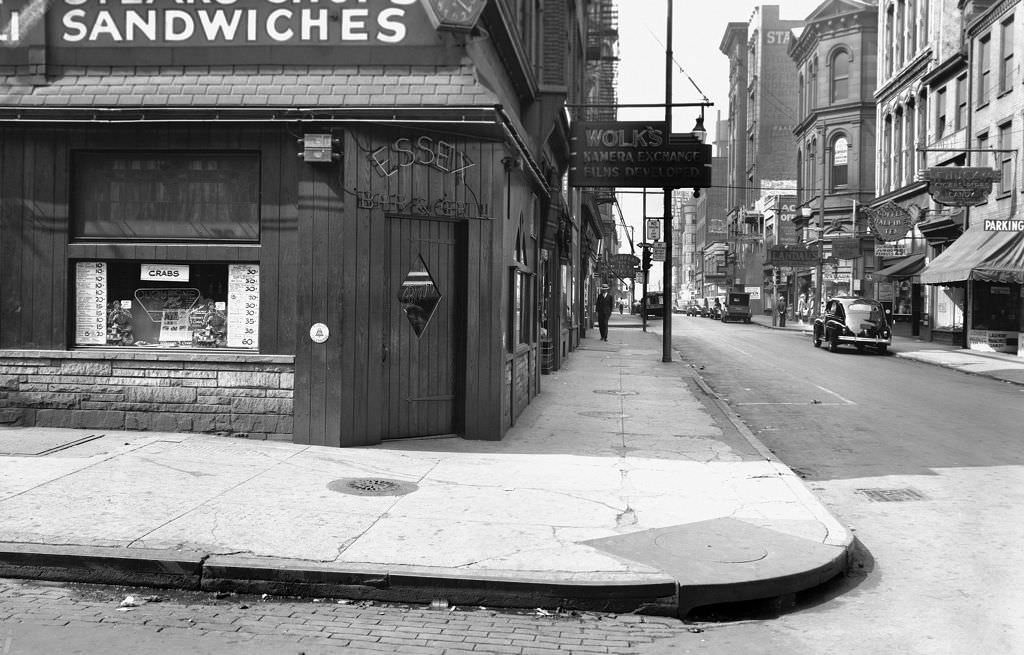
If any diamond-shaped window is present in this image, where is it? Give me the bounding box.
[397,255,442,336]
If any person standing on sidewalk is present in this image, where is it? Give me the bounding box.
[595,285,614,341]
[776,295,788,327]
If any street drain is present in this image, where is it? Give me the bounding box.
[328,477,418,497]
[593,390,638,396]
[857,487,927,502]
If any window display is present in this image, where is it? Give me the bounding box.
[73,262,259,350]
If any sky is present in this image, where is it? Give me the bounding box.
[613,1,826,286]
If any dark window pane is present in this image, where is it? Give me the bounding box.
[72,152,260,241]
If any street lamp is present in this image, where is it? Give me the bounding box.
[691,114,707,144]
[801,206,824,319]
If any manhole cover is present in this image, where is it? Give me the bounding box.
[578,411,631,419]
[593,390,639,396]
[328,477,418,497]
[857,487,927,502]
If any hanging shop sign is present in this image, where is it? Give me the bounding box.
[608,253,640,278]
[766,244,819,267]
[568,121,712,189]
[983,219,1024,231]
[874,244,907,257]
[831,238,861,260]
[0,0,451,67]
[922,167,1002,206]
[865,202,913,241]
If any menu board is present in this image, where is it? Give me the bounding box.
[227,264,259,349]
[75,262,107,345]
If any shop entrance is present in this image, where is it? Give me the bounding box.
[382,215,464,439]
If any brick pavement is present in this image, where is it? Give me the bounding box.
[0,578,698,654]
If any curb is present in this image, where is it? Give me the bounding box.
[0,543,680,615]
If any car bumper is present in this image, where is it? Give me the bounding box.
[837,335,891,346]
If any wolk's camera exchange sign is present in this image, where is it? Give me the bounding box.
[569,121,712,189]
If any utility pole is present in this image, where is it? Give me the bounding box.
[815,123,825,318]
[661,0,673,362]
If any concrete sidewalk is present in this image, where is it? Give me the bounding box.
[0,318,851,617]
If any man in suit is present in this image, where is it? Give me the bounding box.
[595,284,614,341]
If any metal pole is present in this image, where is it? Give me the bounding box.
[662,0,673,362]
[816,124,825,318]
[642,191,648,333]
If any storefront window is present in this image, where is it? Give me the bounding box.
[72,152,259,241]
[934,285,965,331]
[74,262,259,350]
[972,283,1020,331]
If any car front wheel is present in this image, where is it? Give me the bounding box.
[828,334,841,353]
[812,327,821,347]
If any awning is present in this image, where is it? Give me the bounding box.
[919,227,1024,285]
[873,253,926,279]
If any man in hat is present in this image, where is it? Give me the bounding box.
[595,284,614,341]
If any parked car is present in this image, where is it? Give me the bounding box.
[684,301,702,316]
[640,292,664,318]
[812,296,892,353]
[721,292,752,323]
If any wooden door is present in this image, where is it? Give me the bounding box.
[382,216,462,439]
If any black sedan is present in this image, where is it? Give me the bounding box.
[812,296,892,354]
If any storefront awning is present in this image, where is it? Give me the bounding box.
[919,227,1024,285]
[873,253,926,279]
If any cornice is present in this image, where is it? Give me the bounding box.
[967,0,1022,37]
[873,49,931,103]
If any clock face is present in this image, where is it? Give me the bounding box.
[433,0,478,22]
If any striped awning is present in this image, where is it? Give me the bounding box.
[919,228,1024,285]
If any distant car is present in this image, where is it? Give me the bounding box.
[812,296,892,353]
[721,292,752,323]
[684,301,702,316]
[640,292,664,318]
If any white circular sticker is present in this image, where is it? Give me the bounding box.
[309,323,330,344]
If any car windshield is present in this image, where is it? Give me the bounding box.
[845,301,886,325]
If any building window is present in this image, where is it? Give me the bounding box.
[831,50,849,103]
[814,58,820,107]
[934,86,947,139]
[978,34,991,105]
[907,0,917,55]
[831,135,849,189]
[883,116,893,191]
[977,131,990,201]
[895,0,905,67]
[1000,18,1014,94]
[954,75,967,130]
[885,6,894,77]
[798,73,805,117]
[894,108,904,185]
[72,152,260,241]
[74,261,259,350]
[998,122,1013,195]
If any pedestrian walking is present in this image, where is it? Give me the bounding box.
[776,295,788,327]
[595,285,614,341]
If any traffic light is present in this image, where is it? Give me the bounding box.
[642,248,652,271]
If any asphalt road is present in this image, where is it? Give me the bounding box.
[636,315,1024,655]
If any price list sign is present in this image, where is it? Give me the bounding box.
[227,264,259,349]
[75,262,107,345]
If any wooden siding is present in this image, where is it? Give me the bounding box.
[292,125,509,446]
[0,124,298,355]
